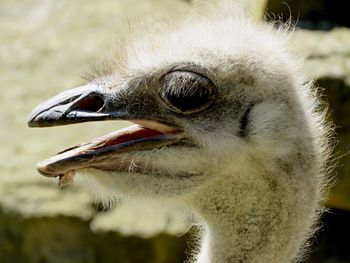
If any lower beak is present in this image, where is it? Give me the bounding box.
[27,83,185,179]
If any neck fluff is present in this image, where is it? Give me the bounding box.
[190,165,321,263]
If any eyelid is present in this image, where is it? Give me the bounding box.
[167,64,217,87]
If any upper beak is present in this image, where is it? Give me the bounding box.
[28,83,127,127]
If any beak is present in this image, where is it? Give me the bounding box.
[27,82,185,180]
[28,83,126,127]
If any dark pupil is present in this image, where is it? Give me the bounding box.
[162,71,212,113]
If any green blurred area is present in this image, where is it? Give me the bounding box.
[1,0,350,262]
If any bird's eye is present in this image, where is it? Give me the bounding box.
[159,71,217,114]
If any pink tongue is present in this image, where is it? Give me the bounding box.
[101,125,163,148]
[89,120,179,150]
[53,125,164,155]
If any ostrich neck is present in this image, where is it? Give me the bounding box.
[192,169,317,263]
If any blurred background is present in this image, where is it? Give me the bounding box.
[1,0,349,262]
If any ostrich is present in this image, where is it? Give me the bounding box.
[28,2,332,263]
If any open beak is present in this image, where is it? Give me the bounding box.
[28,83,185,184]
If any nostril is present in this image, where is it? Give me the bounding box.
[72,93,105,113]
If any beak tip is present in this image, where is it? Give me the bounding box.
[28,121,38,128]
[27,100,47,127]
[27,108,43,127]
[27,113,37,127]
[27,105,67,128]
[36,160,59,177]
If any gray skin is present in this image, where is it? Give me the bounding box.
[28,8,331,263]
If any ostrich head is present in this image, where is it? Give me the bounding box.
[28,4,331,263]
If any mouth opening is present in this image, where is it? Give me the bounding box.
[36,120,186,185]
